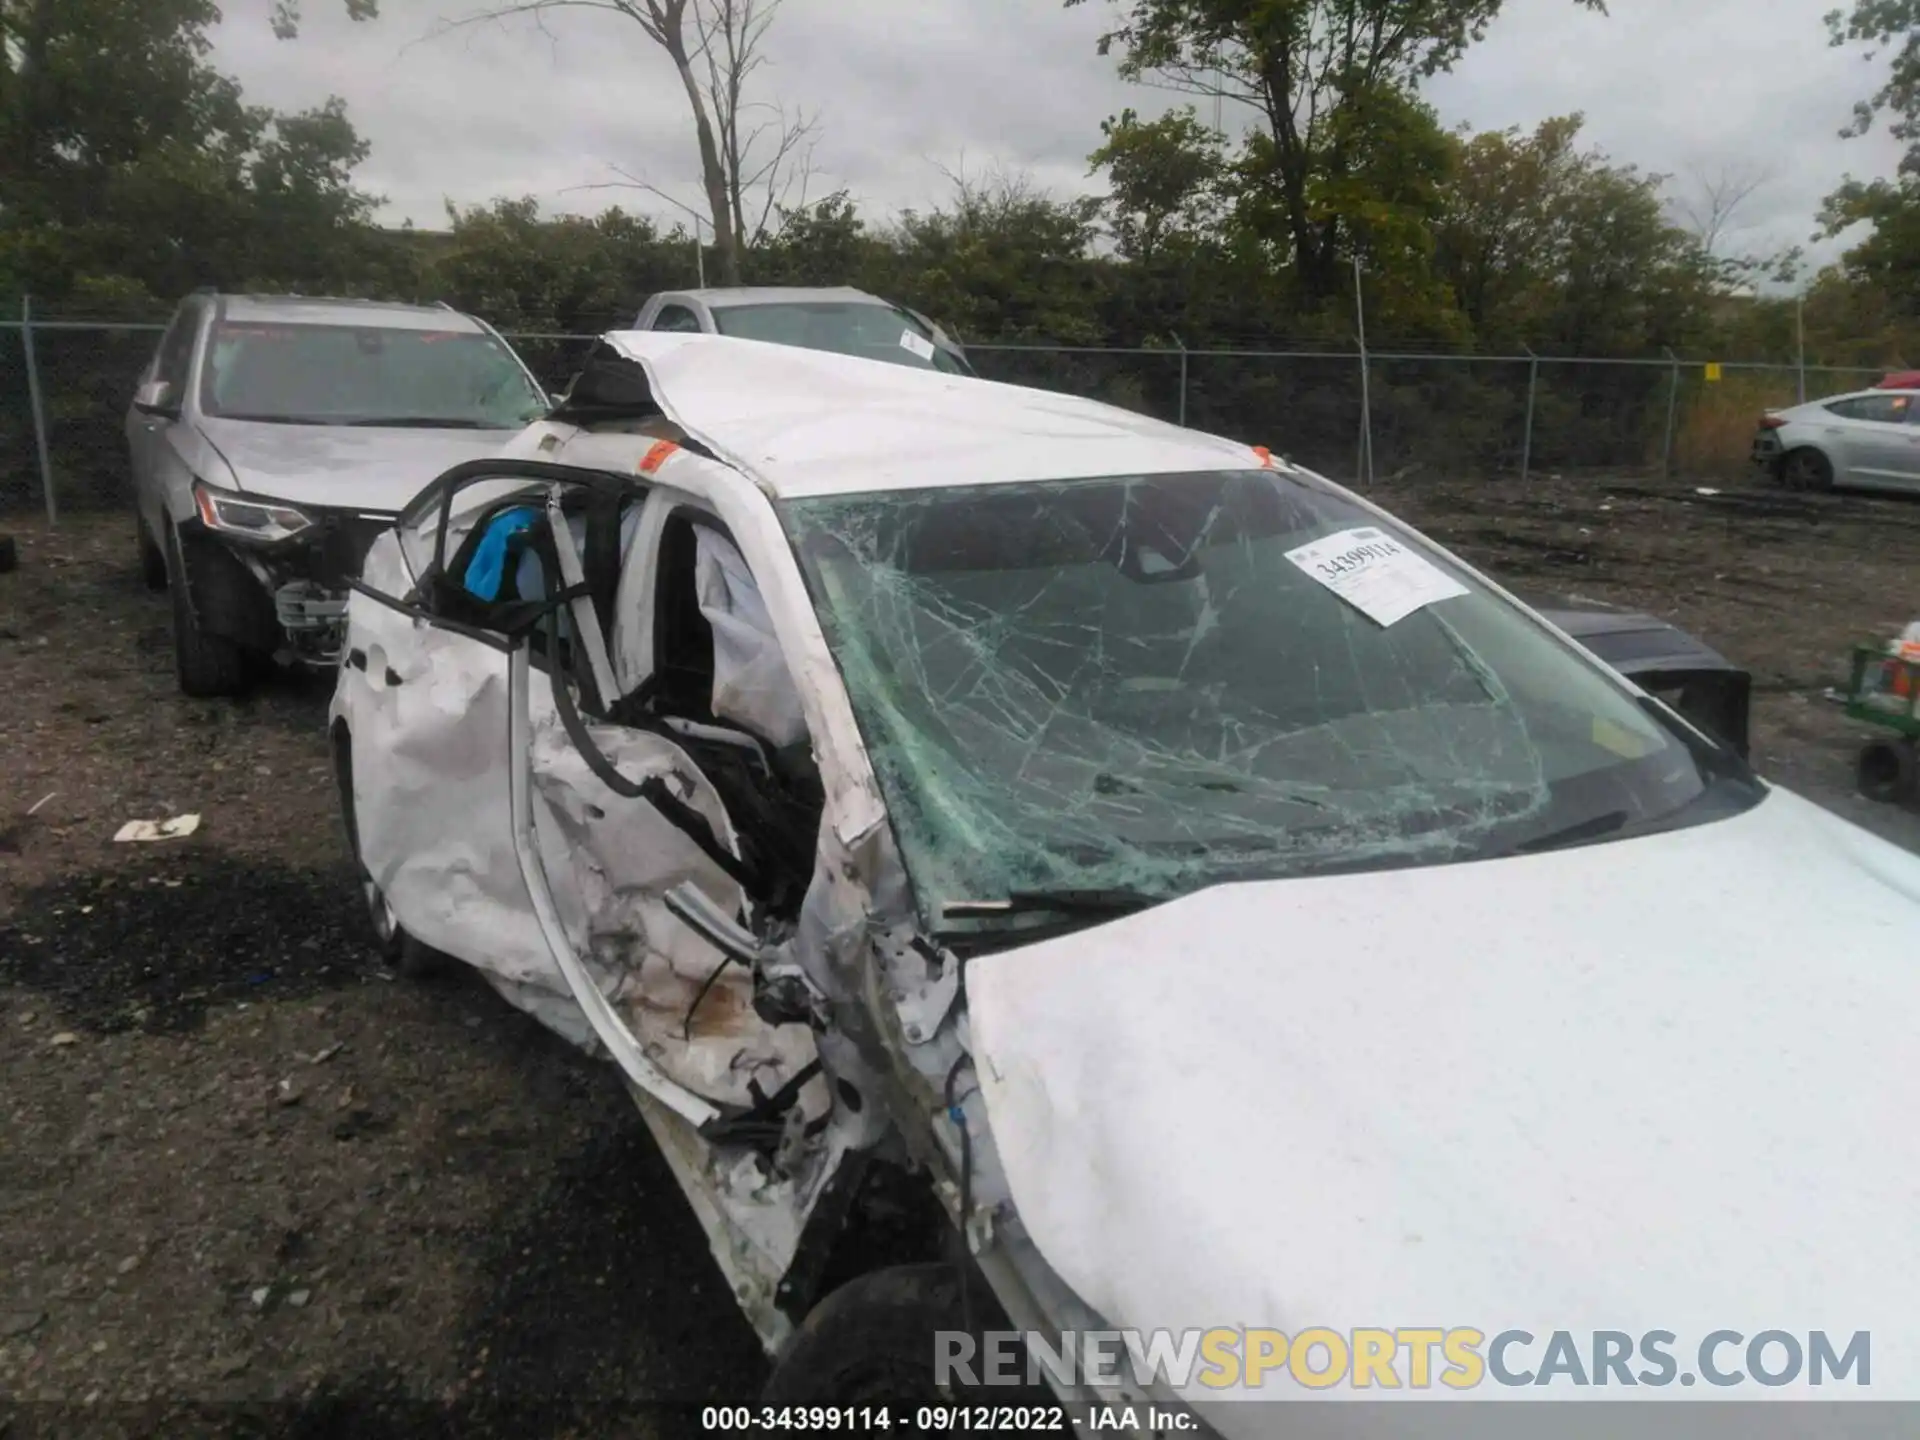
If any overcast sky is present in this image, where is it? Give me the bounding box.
[211,0,1904,275]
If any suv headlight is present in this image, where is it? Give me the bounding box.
[193,480,313,544]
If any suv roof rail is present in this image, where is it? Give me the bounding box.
[433,299,457,310]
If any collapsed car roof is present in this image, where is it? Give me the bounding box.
[561,330,1259,496]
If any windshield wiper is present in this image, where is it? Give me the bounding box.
[1504,809,1630,855]
[342,417,501,429]
[942,887,1162,921]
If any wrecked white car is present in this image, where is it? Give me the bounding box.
[330,333,1920,1433]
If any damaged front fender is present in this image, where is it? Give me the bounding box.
[174,523,281,653]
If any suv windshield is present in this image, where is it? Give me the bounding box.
[710,302,970,375]
[783,469,1760,931]
[199,321,548,427]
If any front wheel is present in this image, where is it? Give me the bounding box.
[762,1265,1057,1413]
[167,529,249,697]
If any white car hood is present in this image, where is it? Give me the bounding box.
[967,786,1920,1399]
[197,417,513,512]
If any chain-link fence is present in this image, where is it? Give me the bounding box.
[0,303,1900,520]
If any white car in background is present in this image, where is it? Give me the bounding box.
[633,285,974,375]
[1752,371,1920,492]
[330,331,1920,1432]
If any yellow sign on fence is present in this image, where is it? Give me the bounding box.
[1705,362,1724,382]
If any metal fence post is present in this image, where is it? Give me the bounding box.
[1661,346,1680,480]
[1353,256,1373,486]
[21,295,57,525]
[1174,333,1188,428]
[1795,296,1807,405]
[1520,346,1538,483]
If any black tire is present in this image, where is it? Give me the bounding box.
[0,533,17,575]
[1781,448,1834,492]
[1857,738,1918,804]
[167,528,249,697]
[333,726,446,979]
[137,513,167,590]
[762,1264,1056,1413]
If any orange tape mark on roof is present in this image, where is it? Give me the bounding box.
[638,439,682,475]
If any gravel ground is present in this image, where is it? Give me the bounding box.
[6,469,1920,1433]
[0,516,764,1437]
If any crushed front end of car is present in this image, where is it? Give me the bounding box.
[185,479,397,665]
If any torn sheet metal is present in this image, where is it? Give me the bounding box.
[338,532,819,1114]
[966,787,1920,1402]
[528,709,822,1112]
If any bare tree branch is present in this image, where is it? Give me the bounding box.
[689,0,816,252]
[1671,160,1777,256]
[433,0,812,282]
[563,165,710,228]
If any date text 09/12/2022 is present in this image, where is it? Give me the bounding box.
[699,1404,1171,1432]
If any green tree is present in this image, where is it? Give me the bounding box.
[1819,3,1920,315]
[1819,174,1920,315]
[870,169,1107,345]
[270,0,381,38]
[743,191,884,286]
[434,197,689,332]
[1070,0,1606,303]
[0,0,385,302]
[1432,114,1713,352]
[1088,107,1226,264]
[1827,0,1920,167]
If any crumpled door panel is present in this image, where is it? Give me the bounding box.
[528,714,821,1111]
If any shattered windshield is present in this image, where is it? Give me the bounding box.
[782,469,1759,933]
[200,322,548,428]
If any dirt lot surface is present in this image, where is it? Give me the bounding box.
[5,468,1920,1434]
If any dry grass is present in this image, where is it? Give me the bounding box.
[1675,372,1807,476]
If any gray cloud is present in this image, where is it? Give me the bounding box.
[212,0,1903,272]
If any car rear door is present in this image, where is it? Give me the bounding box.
[1832,392,1917,488]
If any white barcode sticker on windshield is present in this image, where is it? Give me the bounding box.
[899,328,937,362]
[1285,526,1468,627]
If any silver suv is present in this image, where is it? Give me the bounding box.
[127,292,548,695]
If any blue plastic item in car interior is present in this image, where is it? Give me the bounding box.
[463,506,540,600]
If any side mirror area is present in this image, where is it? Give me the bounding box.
[132,380,180,418]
